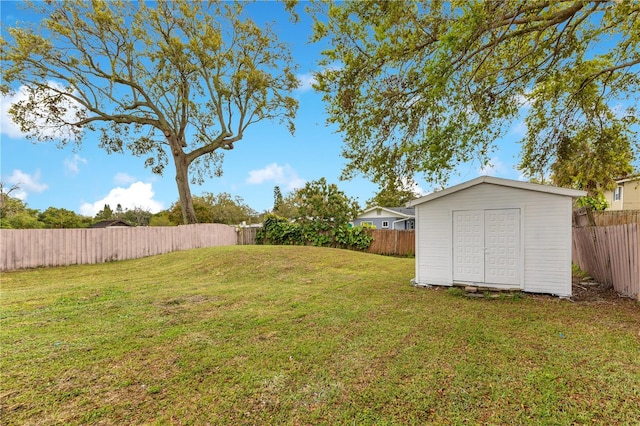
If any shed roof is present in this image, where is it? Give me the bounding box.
[407,176,587,207]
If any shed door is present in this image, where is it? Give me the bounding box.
[453,211,484,282]
[453,209,520,286]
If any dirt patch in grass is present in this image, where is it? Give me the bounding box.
[571,279,636,305]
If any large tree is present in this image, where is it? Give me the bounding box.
[293,177,360,228]
[1,0,299,224]
[311,0,639,189]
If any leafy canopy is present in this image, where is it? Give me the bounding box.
[168,192,256,225]
[1,0,299,224]
[366,176,419,208]
[293,177,360,229]
[311,0,639,190]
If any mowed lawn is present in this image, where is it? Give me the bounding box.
[1,246,639,425]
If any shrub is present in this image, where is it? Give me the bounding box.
[257,214,373,251]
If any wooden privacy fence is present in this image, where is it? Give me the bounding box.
[366,229,415,256]
[235,226,415,256]
[237,226,260,245]
[0,224,237,271]
[572,223,640,301]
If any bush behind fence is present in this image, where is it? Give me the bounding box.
[0,224,237,271]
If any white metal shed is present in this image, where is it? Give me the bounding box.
[407,176,586,297]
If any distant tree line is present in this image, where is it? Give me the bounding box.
[0,176,418,229]
[0,187,262,229]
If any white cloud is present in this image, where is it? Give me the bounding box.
[64,154,88,176]
[0,82,86,140]
[297,65,343,93]
[478,157,506,176]
[296,72,317,93]
[5,169,49,200]
[114,172,137,185]
[509,120,528,137]
[246,163,305,190]
[400,177,427,197]
[79,181,164,216]
[0,89,26,139]
[515,91,533,109]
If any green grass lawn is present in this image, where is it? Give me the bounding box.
[1,245,639,425]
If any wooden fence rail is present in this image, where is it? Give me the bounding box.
[572,223,640,301]
[0,224,237,271]
[593,210,640,226]
[574,208,640,227]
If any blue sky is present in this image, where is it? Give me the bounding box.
[0,1,527,217]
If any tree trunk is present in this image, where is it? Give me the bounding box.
[174,154,198,224]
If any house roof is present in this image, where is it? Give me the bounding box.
[407,176,587,207]
[615,175,640,184]
[89,220,132,228]
[359,206,415,218]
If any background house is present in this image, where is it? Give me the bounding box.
[352,206,415,230]
[88,220,132,228]
[408,176,586,297]
[604,176,640,211]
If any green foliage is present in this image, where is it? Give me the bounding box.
[119,207,152,227]
[0,192,91,229]
[0,211,45,229]
[366,176,419,208]
[536,126,635,197]
[446,287,465,298]
[148,211,176,227]
[331,224,374,251]
[293,178,360,228]
[1,0,299,224]
[168,192,256,225]
[311,1,639,189]
[576,194,609,211]
[273,191,299,219]
[273,186,283,214]
[571,263,590,281]
[38,207,88,228]
[94,204,114,221]
[93,204,153,226]
[257,213,373,251]
[0,194,33,228]
[256,179,370,250]
[256,214,303,246]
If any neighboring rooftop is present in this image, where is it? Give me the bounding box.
[88,220,132,228]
